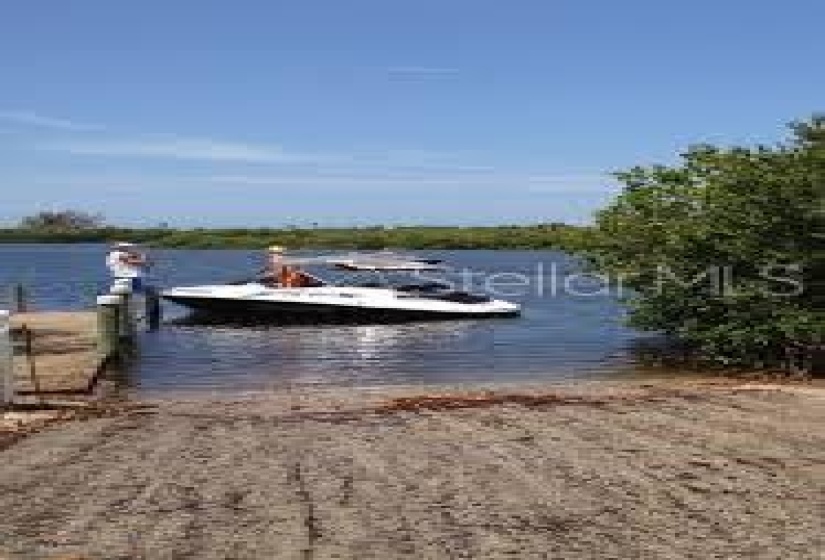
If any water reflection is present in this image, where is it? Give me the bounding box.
[133,319,488,392]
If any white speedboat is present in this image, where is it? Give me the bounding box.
[162,252,521,322]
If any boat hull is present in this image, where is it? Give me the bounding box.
[163,294,519,323]
[162,283,520,324]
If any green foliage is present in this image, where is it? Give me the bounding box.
[19,210,105,230]
[0,224,595,252]
[589,115,825,366]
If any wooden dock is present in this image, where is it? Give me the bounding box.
[11,312,102,393]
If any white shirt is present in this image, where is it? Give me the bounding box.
[106,250,145,278]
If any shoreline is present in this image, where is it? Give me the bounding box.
[5,373,822,448]
[114,366,823,404]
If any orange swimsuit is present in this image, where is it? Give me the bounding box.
[279,266,307,287]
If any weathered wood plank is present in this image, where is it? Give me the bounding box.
[11,312,101,393]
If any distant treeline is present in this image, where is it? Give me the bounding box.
[0,224,596,251]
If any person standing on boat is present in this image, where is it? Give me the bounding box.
[106,242,149,292]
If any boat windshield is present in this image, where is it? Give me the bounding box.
[305,266,448,290]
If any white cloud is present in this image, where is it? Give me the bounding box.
[9,108,490,171]
[0,110,102,131]
[20,171,613,195]
[15,110,611,193]
[206,172,612,193]
[523,174,616,192]
[45,136,318,164]
[362,149,495,171]
[44,134,495,170]
[387,66,460,78]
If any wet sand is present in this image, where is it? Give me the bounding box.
[0,379,823,559]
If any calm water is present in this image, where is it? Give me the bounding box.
[0,244,647,395]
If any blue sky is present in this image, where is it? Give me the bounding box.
[0,0,822,227]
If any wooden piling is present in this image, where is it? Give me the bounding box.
[110,280,134,342]
[13,283,27,313]
[96,295,121,360]
[145,288,161,331]
[21,326,41,396]
[120,293,132,340]
[0,310,12,404]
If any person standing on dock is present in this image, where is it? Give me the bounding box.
[106,242,149,292]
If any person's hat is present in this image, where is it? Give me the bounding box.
[267,245,286,253]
